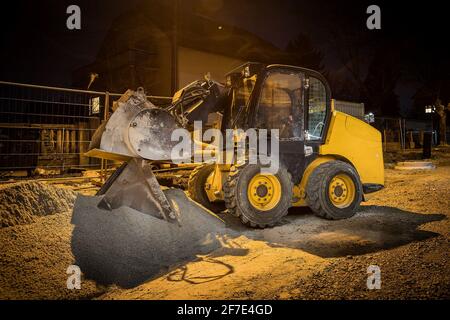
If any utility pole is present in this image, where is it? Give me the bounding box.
[171,0,179,94]
[424,105,435,158]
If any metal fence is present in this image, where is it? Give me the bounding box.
[373,117,439,151]
[333,99,365,120]
[0,81,171,177]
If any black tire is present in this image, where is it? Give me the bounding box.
[96,162,128,196]
[188,163,225,213]
[306,160,362,220]
[224,163,293,228]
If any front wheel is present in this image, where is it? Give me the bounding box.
[188,163,225,213]
[224,163,293,228]
[306,160,362,220]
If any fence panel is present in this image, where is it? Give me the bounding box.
[0,81,171,177]
[374,117,437,151]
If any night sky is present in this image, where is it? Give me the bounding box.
[1,0,449,116]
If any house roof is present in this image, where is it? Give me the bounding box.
[95,0,290,63]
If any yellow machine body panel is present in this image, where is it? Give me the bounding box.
[293,111,384,207]
[320,111,384,185]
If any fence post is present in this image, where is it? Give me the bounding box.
[62,128,65,172]
[104,92,110,122]
[79,122,88,167]
[101,92,110,182]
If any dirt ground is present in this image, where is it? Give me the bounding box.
[102,167,450,300]
[0,150,449,300]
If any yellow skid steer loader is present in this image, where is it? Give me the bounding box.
[85,63,384,229]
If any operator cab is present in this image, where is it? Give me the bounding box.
[224,62,332,182]
[224,62,331,145]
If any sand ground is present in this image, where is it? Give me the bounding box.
[0,151,449,300]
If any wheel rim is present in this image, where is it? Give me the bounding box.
[247,174,282,211]
[328,173,356,208]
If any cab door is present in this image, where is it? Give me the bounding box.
[254,68,306,182]
[305,76,329,144]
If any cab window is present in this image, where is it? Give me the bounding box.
[257,71,303,139]
[307,77,327,141]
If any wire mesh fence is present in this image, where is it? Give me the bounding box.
[0,81,171,178]
[3,80,442,178]
[373,117,435,152]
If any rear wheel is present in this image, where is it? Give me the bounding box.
[306,160,362,220]
[188,163,225,213]
[224,164,293,228]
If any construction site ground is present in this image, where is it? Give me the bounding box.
[0,148,449,300]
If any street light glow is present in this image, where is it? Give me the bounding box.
[425,105,435,114]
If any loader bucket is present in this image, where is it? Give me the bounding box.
[89,88,187,162]
[84,88,196,224]
[97,158,178,222]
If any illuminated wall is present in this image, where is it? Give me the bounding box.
[177,47,243,87]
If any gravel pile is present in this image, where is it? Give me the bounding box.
[71,189,227,288]
[0,182,76,228]
[0,211,103,300]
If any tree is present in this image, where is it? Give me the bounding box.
[286,32,324,71]
[435,100,449,145]
[362,46,401,116]
[327,26,401,116]
[405,33,450,118]
[326,71,360,102]
[328,28,373,102]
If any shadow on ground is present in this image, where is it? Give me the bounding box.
[222,205,445,258]
[71,190,445,288]
[71,189,244,288]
